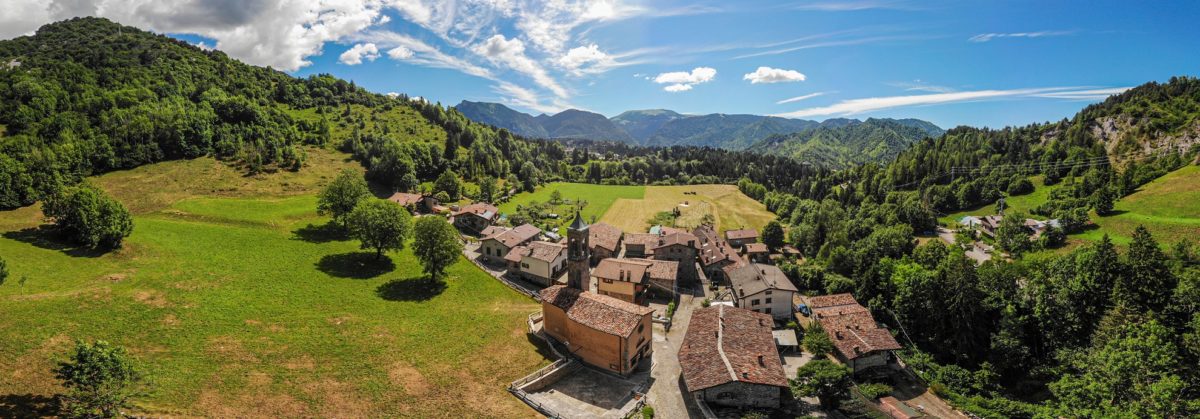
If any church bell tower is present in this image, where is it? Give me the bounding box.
[566,212,590,290]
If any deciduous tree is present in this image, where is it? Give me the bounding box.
[54,340,143,418]
[347,200,412,259]
[318,169,369,229]
[791,359,852,408]
[43,183,134,249]
[412,216,463,279]
[761,221,785,249]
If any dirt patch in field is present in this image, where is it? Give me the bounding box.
[132,290,171,308]
[4,334,71,396]
[388,362,430,396]
[284,355,315,371]
[194,388,308,418]
[204,336,259,364]
[161,314,181,327]
[326,315,353,326]
[300,379,375,418]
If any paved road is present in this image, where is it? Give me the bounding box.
[645,292,706,418]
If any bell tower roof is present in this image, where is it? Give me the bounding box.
[569,211,589,231]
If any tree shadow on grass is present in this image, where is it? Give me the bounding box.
[375,276,447,302]
[0,393,59,418]
[1,226,109,258]
[317,252,395,279]
[292,221,349,243]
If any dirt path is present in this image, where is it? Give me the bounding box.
[645,293,706,418]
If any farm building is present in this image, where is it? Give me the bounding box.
[725,228,759,247]
[452,202,499,233]
[679,305,788,409]
[808,293,902,373]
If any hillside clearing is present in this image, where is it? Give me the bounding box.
[1078,164,1200,246]
[600,184,775,234]
[0,156,545,418]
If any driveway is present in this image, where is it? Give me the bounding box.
[936,227,992,264]
[645,292,706,418]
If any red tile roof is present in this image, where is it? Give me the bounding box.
[453,202,498,220]
[527,241,565,263]
[651,232,698,250]
[679,305,788,392]
[811,294,902,360]
[588,222,623,252]
[725,229,758,241]
[627,258,679,282]
[540,286,654,337]
[624,233,662,248]
[387,192,422,206]
[594,258,652,283]
[484,223,541,248]
[743,243,769,254]
[504,245,528,263]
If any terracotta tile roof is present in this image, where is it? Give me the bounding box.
[484,223,541,248]
[387,192,422,206]
[808,293,859,309]
[504,245,528,263]
[744,243,769,254]
[540,286,654,337]
[453,202,499,220]
[811,294,902,360]
[624,233,662,248]
[527,241,565,263]
[679,305,788,392]
[588,222,623,252]
[594,258,652,283]
[781,245,802,255]
[480,225,507,238]
[725,229,759,241]
[730,264,797,298]
[651,232,698,250]
[627,258,679,282]
[693,225,746,268]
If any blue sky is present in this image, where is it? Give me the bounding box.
[5,0,1198,128]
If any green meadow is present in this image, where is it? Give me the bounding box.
[497,182,646,234]
[1079,165,1200,246]
[0,153,546,417]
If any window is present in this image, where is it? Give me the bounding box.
[603,278,613,284]
[638,323,644,333]
[765,290,772,295]
[485,248,491,256]
[765,308,771,314]
[766,298,772,304]
[751,299,760,306]
[521,263,529,268]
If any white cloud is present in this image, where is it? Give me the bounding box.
[653,67,716,92]
[472,34,568,98]
[339,43,380,65]
[743,66,806,84]
[774,86,1126,118]
[792,1,911,11]
[493,81,572,114]
[0,0,389,72]
[386,45,414,60]
[557,43,612,74]
[356,29,494,79]
[776,92,826,104]
[969,30,1072,43]
[386,92,401,97]
[1031,87,1131,100]
[889,80,954,93]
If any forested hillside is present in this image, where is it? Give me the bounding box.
[0,18,822,211]
[747,118,943,168]
[735,76,1200,418]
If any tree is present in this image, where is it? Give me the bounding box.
[549,189,563,205]
[412,216,463,279]
[1093,186,1115,216]
[1115,226,1175,312]
[318,169,369,229]
[346,200,413,259]
[761,221,785,249]
[791,359,852,408]
[478,176,497,203]
[433,169,462,200]
[994,213,1031,255]
[803,322,834,357]
[43,183,134,249]
[54,340,143,418]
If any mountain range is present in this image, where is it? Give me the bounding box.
[455,101,945,166]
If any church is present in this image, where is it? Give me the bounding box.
[538,213,655,376]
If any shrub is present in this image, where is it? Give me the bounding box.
[43,183,134,249]
[857,383,894,399]
[54,340,143,418]
[640,405,654,419]
[803,323,834,357]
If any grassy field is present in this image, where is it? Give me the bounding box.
[497,182,645,234]
[1078,165,1200,246]
[600,184,776,234]
[0,152,545,417]
[938,176,1058,226]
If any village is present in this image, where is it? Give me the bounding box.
[391,191,962,419]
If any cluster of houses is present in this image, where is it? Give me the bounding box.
[441,200,904,414]
[958,214,1062,240]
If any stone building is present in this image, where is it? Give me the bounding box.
[679,305,788,409]
[809,293,902,373]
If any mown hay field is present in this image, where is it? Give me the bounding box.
[599,184,776,234]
